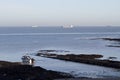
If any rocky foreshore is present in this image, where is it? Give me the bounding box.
[0,61,72,80]
[101,38,120,42]
[100,38,120,47]
[36,51,120,69]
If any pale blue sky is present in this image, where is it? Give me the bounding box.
[0,0,120,26]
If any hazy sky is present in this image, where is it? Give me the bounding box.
[0,0,120,26]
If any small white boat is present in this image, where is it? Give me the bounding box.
[62,25,74,28]
[32,25,38,27]
[21,56,35,65]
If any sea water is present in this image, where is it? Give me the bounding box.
[0,26,120,78]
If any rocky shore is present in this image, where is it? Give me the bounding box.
[0,61,72,80]
[36,51,120,69]
[101,38,120,47]
[0,61,120,80]
[102,38,120,42]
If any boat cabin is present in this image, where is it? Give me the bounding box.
[21,56,34,65]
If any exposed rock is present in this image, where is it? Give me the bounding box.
[107,45,120,47]
[57,54,103,59]
[102,38,120,42]
[36,52,120,69]
[0,61,72,80]
[101,38,120,48]
[0,61,21,68]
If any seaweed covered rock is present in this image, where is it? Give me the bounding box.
[0,61,72,80]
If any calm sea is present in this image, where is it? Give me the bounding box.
[0,26,120,61]
[0,26,120,78]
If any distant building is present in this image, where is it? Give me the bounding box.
[21,56,34,65]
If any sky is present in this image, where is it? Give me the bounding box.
[0,0,120,26]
